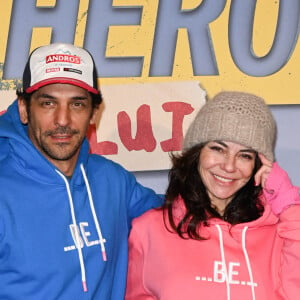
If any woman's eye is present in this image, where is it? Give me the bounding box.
[210,146,224,153]
[240,153,254,160]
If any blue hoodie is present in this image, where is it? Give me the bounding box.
[0,100,162,299]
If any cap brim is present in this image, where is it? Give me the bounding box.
[25,78,100,95]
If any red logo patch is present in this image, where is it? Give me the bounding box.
[46,54,80,64]
[46,67,60,73]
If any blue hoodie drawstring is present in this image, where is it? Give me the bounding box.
[80,164,107,262]
[56,165,107,293]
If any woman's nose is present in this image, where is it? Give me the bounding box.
[221,155,236,172]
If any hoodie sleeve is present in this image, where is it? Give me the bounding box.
[263,162,300,215]
[126,170,164,223]
[276,205,300,300]
[264,164,300,299]
[125,220,155,300]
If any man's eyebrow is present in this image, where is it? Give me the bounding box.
[36,93,55,99]
[71,96,89,100]
[35,94,89,100]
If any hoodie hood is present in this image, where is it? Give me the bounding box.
[0,101,162,299]
[0,99,90,185]
[0,99,108,292]
[170,195,278,236]
[169,197,278,300]
[127,196,285,300]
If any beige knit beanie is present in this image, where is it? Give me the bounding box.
[183,91,277,161]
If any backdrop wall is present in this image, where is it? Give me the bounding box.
[0,1,299,193]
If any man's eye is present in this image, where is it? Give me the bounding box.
[73,102,85,107]
[42,101,53,106]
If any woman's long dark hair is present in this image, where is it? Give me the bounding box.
[163,143,264,240]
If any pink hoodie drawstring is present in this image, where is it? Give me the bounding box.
[215,224,256,300]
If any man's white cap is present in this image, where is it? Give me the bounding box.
[22,43,100,95]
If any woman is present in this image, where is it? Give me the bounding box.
[125,91,300,300]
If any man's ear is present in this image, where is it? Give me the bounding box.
[18,97,28,124]
[90,105,99,125]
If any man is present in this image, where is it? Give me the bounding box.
[0,43,162,299]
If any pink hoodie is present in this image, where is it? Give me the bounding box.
[126,165,300,300]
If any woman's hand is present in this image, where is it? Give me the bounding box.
[255,155,300,215]
[254,154,273,189]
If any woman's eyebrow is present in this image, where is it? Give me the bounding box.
[213,140,256,153]
[213,140,228,147]
[240,149,256,153]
